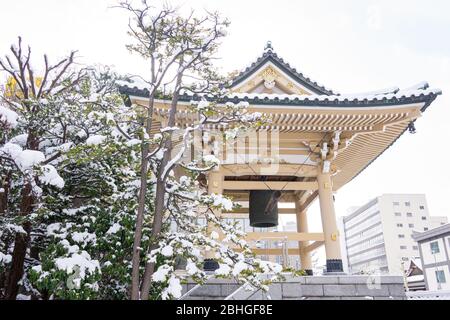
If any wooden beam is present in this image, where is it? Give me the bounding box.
[302,241,324,253]
[225,191,298,202]
[234,248,301,255]
[222,181,318,191]
[278,141,315,148]
[297,190,319,212]
[223,207,296,214]
[221,164,317,178]
[277,132,328,140]
[230,148,312,156]
[243,232,325,242]
[220,213,249,219]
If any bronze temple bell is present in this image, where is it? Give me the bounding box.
[249,190,282,228]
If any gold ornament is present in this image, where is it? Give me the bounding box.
[261,66,279,83]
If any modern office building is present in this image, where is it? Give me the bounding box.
[340,194,448,275]
[412,224,450,291]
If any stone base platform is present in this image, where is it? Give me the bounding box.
[181,275,406,300]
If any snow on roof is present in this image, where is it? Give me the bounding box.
[407,275,424,282]
[401,81,429,91]
[116,79,150,91]
[344,82,429,98]
[120,81,441,110]
[346,87,400,97]
[120,80,440,103]
[409,257,423,270]
[226,86,441,104]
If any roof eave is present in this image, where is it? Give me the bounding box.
[229,51,336,96]
[339,92,441,189]
[119,85,441,109]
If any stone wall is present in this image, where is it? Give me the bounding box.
[181,275,406,300]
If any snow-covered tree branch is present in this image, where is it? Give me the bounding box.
[0,1,287,301]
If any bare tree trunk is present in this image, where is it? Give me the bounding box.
[5,133,38,299]
[0,172,10,214]
[5,183,33,300]
[130,94,155,300]
[130,145,149,300]
[139,178,166,299]
[139,71,183,300]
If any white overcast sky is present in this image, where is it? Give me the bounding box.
[1,0,450,233]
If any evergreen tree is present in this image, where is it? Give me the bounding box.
[0,1,287,300]
[0,41,152,299]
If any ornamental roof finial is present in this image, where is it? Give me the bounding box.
[264,41,273,52]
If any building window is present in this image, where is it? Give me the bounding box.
[413,246,419,250]
[395,212,401,217]
[430,241,440,254]
[422,216,427,221]
[436,270,446,284]
[397,223,403,228]
[393,202,400,206]
[405,202,411,207]
[409,224,414,228]
[398,234,405,239]
[407,212,413,217]
[402,257,409,262]
[419,206,425,210]
[400,246,407,250]
[424,227,429,231]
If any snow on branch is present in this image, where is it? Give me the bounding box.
[0,105,19,128]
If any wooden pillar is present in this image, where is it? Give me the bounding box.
[317,172,343,273]
[203,170,223,271]
[295,202,313,275]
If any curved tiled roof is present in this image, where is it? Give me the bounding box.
[118,42,441,111]
[119,83,441,112]
[220,87,441,111]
